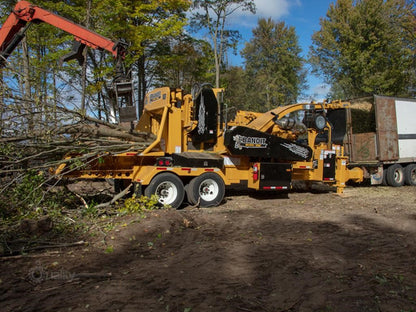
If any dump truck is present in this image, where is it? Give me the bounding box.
[326,95,416,187]
[56,85,364,208]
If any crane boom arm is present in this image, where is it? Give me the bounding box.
[0,0,124,66]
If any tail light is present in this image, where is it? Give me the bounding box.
[253,163,259,181]
[156,157,173,166]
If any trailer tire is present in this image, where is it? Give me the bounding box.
[145,173,184,209]
[184,184,193,204]
[187,173,225,207]
[404,164,416,186]
[382,168,388,186]
[386,164,404,187]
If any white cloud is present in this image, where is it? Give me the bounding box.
[300,83,330,102]
[253,0,291,19]
[313,83,330,96]
[298,83,331,102]
[229,0,301,28]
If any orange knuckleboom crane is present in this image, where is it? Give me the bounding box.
[0,0,126,69]
[0,1,133,117]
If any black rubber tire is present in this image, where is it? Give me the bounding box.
[404,164,416,186]
[381,168,388,186]
[144,173,184,208]
[385,164,404,187]
[187,173,225,207]
[184,184,195,205]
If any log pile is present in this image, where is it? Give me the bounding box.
[0,106,155,177]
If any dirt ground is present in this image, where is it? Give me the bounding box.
[1,185,416,312]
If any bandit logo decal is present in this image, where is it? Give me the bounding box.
[233,135,268,150]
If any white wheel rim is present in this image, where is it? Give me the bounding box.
[394,169,403,182]
[155,181,177,205]
[198,179,219,202]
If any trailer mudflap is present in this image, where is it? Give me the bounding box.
[259,163,292,190]
[323,150,336,181]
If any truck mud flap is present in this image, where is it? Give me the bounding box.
[259,163,292,190]
[322,150,336,181]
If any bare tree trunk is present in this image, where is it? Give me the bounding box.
[0,70,4,136]
[97,91,102,121]
[214,49,220,88]
[41,46,48,128]
[137,54,146,117]
[266,86,271,111]
[81,59,87,114]
[52,69,58,128]
[22,37,33,132]
[81,0,92,114]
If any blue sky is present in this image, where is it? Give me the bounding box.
[226,0,335,101]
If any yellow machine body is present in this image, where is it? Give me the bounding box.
[57,86,363,207]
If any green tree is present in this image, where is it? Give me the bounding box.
[241,18,306,111]
[220,66,249,111]
[1,0,191,123]
[152,35,214,92]
[309,0,416,98]
[190,0,256,88]
[102,0,190,115]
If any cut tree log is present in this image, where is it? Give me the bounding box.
[59,123,154,143]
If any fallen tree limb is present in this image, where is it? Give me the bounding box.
[59,122,154,143]
[1,123,154,145]
[0,241,87,259]
[0,251,60,261]
[74,193,89,210]
[95,183,133,209]
[22,240,87,252]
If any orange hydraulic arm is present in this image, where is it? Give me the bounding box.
[0,0,125,67]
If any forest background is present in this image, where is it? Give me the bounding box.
[1,0,416,124]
